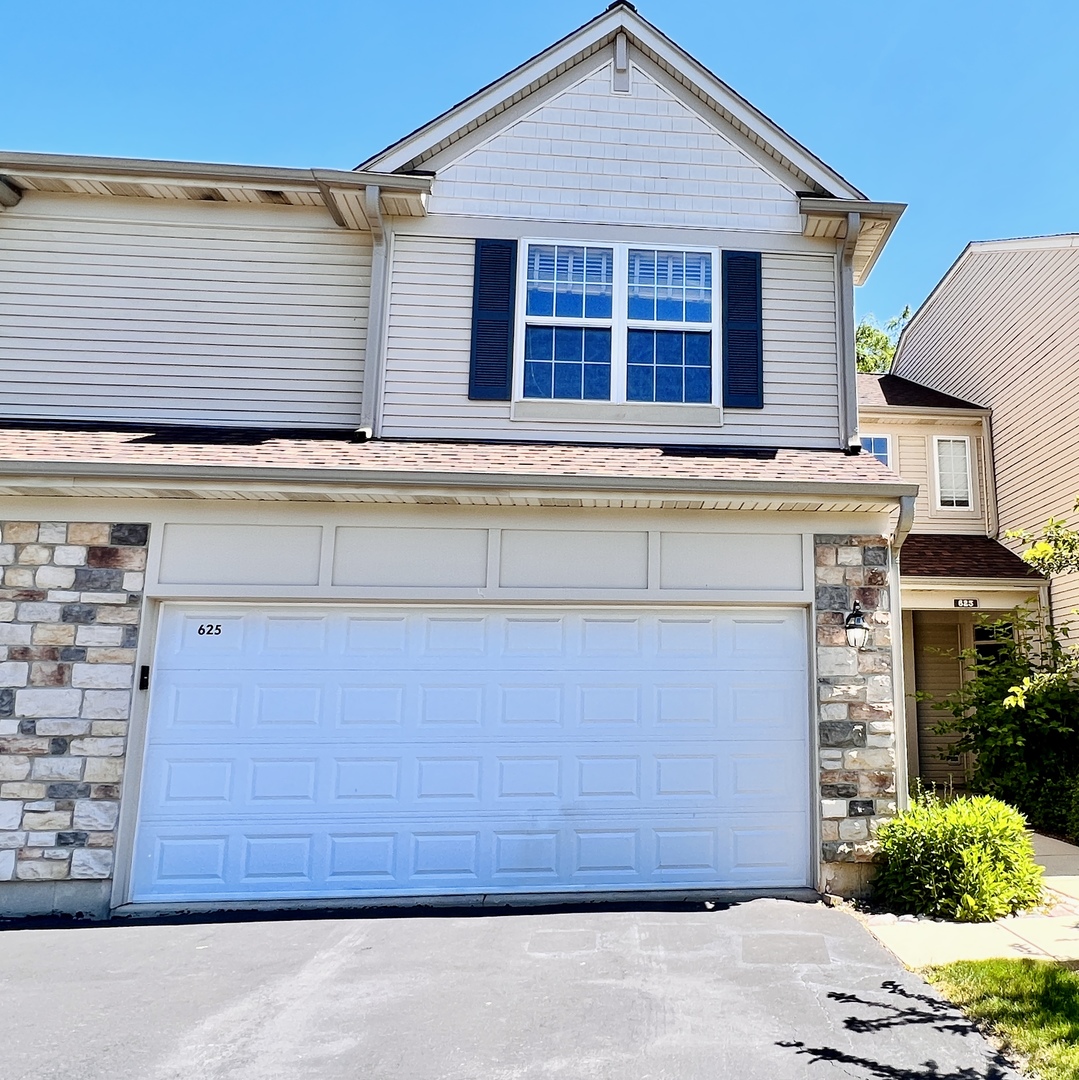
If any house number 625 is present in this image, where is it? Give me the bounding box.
[197,624,222,636]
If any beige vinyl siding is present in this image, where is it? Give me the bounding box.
[893,240,1079,623]
[0,194,371,428]
[912,611,970,788]
[381,235,841,447]
[859,417,989,534]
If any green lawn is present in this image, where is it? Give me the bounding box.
[926,959,1079,1079]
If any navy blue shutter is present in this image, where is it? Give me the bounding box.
[468,238,518,400]
[722,251,764,409]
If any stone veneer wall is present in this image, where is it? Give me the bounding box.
[814,533,898,896]
[0,520,147,915]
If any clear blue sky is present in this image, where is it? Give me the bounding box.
[2,0,1076,321]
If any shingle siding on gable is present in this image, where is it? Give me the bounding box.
[429,62,801,231]
[381,235,841,447]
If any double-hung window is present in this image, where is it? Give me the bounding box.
[860,435,890,467]
[519,242,718,407]
[934,436,972,509]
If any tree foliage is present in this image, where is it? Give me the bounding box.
[1008,504,1079,576]
[928,611,1079,838]
[855,305,911,373]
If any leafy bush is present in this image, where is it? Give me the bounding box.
[874,792,1043,922]
[928,611,1079,838]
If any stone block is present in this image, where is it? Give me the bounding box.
[122,572,145,592]
[16,858,69,880]
[85,648,136,665]
[817,648,857,677]
[0,662,28,687]
[844,747,896,770]
[72,567,124,591]
[110,524,149,547]
[819,749,843,769]
[31,757,83,781]
[821,839,878,864]
[848,702,893,722]
[0,736,50,754]
[61,604,97,625]
[94,607,138,625]
[71,848,113,878]
[0,801,22,829]
[27,832,57,847]
[866,675,893,704]
[0,831,26,849]
[60,647,87,662]
[816,626,846,647]
[57,831,89,846]
[818,679,866,703]
[1,781,46,799]
[83,758,124,783]
[849,799,875,816]
[32,623,76,646]
[72,664,133,690]
[0,601,15,621]
[868,720,894,736]
[0,547,15,567]
[857,651,890,675]
[863,546,888,566]
[838,818,869,841]
[17,544,52,566]
[819,721,867,748]
[86,831,116,848]
[53,545,88,567]
[814,545,836,566]
[836,546,862,566]
[34,567,74,590]
[821,783,858,798]
[88,546,146,570]
[31,720,89,736]
[814,584,849,613]
[81,592,129,605]
[2,523,39,544]
[0,756,31,782]
[0,624,32,646]
[73,799,119,830]
[69,737,125,757]
[858,771,896,797]
[38,523,68,544]
[75,625,124,646]
[30,662,71,688]
[819,703,849,721]
[67,523,111,546]
[18,603,63,623]
[15,688,82,718]
[816,566,846,586]
[47,590,80,603]
[821,799,847,819]
[90,721,127,737]
[23,810,72,830]
[4,568,35,588]
[0,849,13,880]
[81,690,131,720]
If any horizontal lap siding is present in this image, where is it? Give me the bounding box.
[381,236,840,446]
[894,245,1079,621]
[0,196,371,428]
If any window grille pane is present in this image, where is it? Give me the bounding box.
[626,329,711,403]
[525,245,556,316]
[524,325,611,400]
[860,436,889,467]
[937,439,971,507]
[628,248,712,324]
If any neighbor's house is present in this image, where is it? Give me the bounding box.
[0,2,910,917]
[856,373,1045,789]
[892,235,1079,629]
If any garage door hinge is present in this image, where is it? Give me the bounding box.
[138,665,150,691]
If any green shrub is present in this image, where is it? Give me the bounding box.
[929,611,1079,839]
[873,792,1044,922]
[1069,779,1079,846]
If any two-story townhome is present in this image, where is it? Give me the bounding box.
[0,2,910,918]
[857,374,1045,789]
[892,235,1079,628]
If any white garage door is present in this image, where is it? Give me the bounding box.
[130,604,810,903]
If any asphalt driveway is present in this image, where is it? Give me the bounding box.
[0,898,1018,1080]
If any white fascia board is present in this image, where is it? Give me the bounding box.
[0,460,918,501]
[858,405,990,420]
[900,575,1044,590]
[357,6,868,201]
[0,151,431,196]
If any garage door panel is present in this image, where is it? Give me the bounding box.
[132,604,810,902]
[134,810,807,901]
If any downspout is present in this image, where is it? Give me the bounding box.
[359,185,390,438]
[982,411,1000,538]
[837,212,861,451]
[890,491,916,810]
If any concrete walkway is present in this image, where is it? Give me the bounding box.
[865,833,1079,967]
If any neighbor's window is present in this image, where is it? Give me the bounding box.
[860,435,890,467]
[521,242,717,405]
[935,436,972,509]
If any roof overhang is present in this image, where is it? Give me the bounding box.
[800,198,906,285]
[859,405,989,419]
[0,457,917,505]
[0,152,430,229]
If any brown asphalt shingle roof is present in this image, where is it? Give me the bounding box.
[901,534,1043,579]
[0,426,910,491]
[857,373,984,411]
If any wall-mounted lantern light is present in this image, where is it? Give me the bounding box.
[844,601,870,650]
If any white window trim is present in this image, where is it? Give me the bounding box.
[510,238,723,425]
[931,435,976,513]
[860,432,891,468]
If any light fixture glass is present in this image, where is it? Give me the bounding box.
[844,601,870,650]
